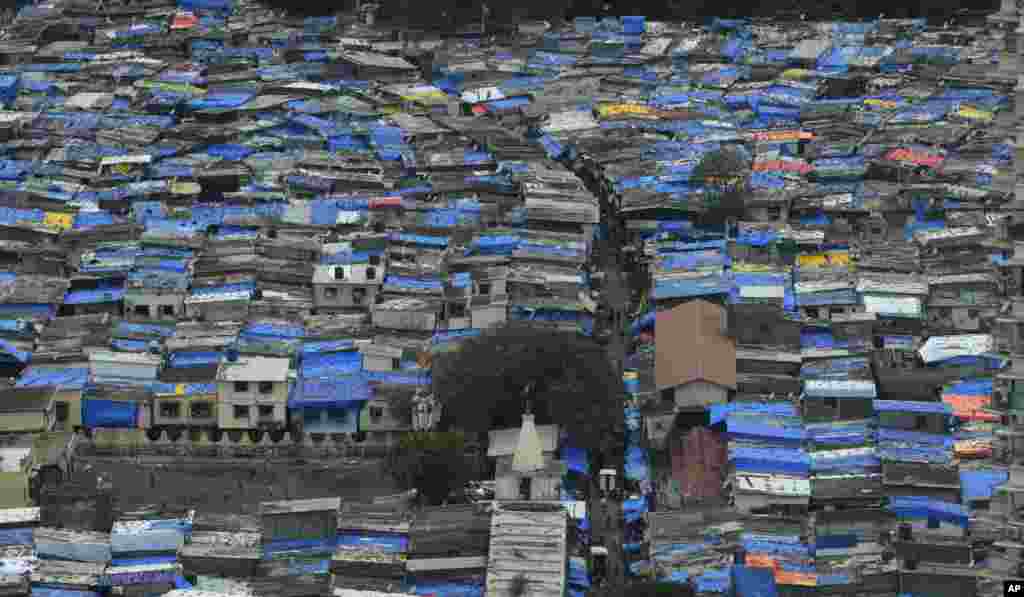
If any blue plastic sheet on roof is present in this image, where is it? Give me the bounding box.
[206,144,254,161]
[874,400,951,414]
[0,338,29,363]
[810,448,879,472]
[807,423,873,447]
[73,211,115,230]
[961,469,1008,502]
[711,403,796,425]
[741,539,808,557]
[302,351,362,378]
[82,399,139,429]
[261,537,336,556]
[289,375,370,408]
[568,557,590,588]
[190,281,255,298]
[111,338,149,352]
[727,420,805,444]
[30,588,102,597]
[63,287,125,305]
[337,533,408,552]
[389,233,448,248]
[730,446,810,475]
[168,351,222,368]
[696,568,732,593]
[0,160,33,181]
[0,527,32,545]
[187,89,255,111]
[244,322,304,339]
[562,446,589,476]
[944,378,992,396]
[177,0,234,12]
[877,428,953,447]
[384,276,443,291]
[364,370,430,386]
[17,366,88,389]
[889,496,968,527]
[625,445,648,481]
[111,554,178,567]
[406,582,483,597]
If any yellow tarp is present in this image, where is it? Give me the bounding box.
[956,106,993,122]
[797,251,850,267]
[596,103,658,118]
[43,212,73,231]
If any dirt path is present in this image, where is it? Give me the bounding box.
[77,458,398,515]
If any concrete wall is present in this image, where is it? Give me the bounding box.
[217,396,287,431]
[125,293,185,322]
[153,396,219,428]
[313,283,379,310]
[674,382,728,410]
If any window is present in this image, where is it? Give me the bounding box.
[325,287,339,299]
[304,409,323,426]
[806,307,820,319]
[258,405,275,419]
[54,401,69,423]
[352,287,366,305]
[190,401,212,419]
[369,254,381,266]
[968,309,980,319]
[824,397,838,410]
[334,266,346,280]
[370,406,384,420]
[233,405,250,420]
[391,358,401,370]
[519,477,532,500]
[134,304,150,317]
[234,382,249,393]
[328,408,348,423]
[365,267,376,280]
[478,282,491,296]
[915,415,928,431]
[661,388,674,402]
[449,302,467,318]
[160,402,181,419]
[159,304,175,316]
[258,381,274,395]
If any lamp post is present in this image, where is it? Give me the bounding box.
[599,468,617,501]
[412,390,437,431]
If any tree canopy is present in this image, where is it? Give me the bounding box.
[386,431,476,506]
[432,324,624,462]
[691,147,750,226]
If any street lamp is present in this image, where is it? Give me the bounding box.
[599,468,617,500]
[412,390,437,431]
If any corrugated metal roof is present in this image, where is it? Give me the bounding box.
[486,506,568,597]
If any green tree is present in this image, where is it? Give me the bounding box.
[691,147,750,227]
[386,431,474,506]
[432,323,624,469]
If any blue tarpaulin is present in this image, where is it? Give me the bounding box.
[734,566,779,597]
[289,375,371,408]
[17,366,88,390]
[82,399,139,429]
[961,469,1009,502]
[336,533,408,553]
